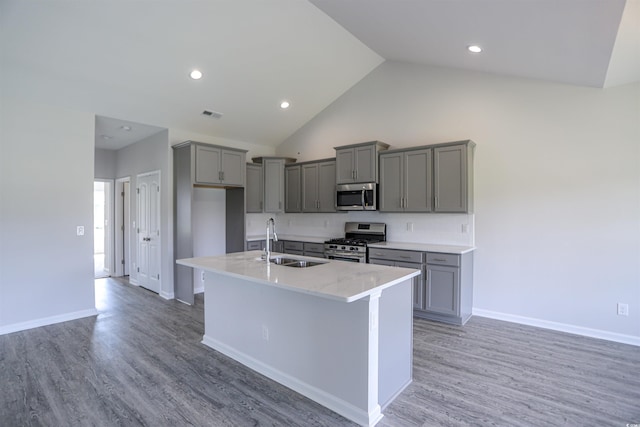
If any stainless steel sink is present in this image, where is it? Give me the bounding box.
[269,257,326,268]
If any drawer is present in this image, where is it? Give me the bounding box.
[368,248,425,263]
[246,240,264,251]
[303,242,325,253]
[426,252,460,267]
[283,241,304,251]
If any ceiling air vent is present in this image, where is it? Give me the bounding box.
[202,109,223,119]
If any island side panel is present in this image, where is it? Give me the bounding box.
[202,272,376,424]
[378,279,413,408]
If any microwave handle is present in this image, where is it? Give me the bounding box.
[361,190,365,207]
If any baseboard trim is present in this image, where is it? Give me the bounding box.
[0,308,99,336]
[160,291,174,300]
[201,335,382,427]
[473,308,640,347]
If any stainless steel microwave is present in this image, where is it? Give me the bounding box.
[336,183,377,211]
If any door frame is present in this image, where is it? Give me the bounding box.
[114,176,131,277]
[94,179,114,277]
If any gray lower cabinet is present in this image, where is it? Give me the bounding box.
[285,165,302,213]
[369,247,474,325]
[303,242,325,258]
[246,163,263,213]
[246,240,265,251]
[422,252,473,325]
[282,240,304,256]
[368,248,425,311]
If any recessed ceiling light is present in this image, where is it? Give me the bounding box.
[467,45,482,53]
[280,101,290,109]
[190,69,203,80]
[120,125,132,131]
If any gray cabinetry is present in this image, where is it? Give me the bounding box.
[282,240,304,256]
[246,240,264,251]
[434,142,474,213]
[302,159,336,212]
[195,144,245,186]
[285,164,302,213]
[368,248,425,311]
[173,141,247,305]
[335,141,389,184]
[379,148,432,212]
[264,158,285,213]
[246,163,263,213]
[421,251,473,325]
[303,242,325,258]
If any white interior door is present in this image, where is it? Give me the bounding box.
[137,171,161,293]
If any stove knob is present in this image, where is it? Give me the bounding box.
[350,247,356,251]
[341,246,346,250]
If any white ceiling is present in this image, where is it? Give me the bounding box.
[1,0,637,151]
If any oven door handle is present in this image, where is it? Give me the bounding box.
[361,191,365,208]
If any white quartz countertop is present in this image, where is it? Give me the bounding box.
[177,251,420,303]
[368,241,475,254]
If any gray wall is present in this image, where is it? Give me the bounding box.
[115,130,172,298]
[0,98,96,330]
[276,61,640,342]
[94,148,117,180]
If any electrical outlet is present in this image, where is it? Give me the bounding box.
[76,226,84,236]
[201,271,205,282]
[461,224,469,233]
[617,303,629,316]
[262,325,269,341]
[407,222,413,232]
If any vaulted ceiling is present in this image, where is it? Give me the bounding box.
[1,0,637,150]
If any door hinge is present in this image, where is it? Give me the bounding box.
[157,187,160,192]
[121,259,125,265]
[137,228,140,233]
[157,274,160,280]
[137,267,140,272]
[121,191,125,197]
[137,188,140,194]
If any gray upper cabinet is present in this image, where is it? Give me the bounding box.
[434,142,474,213]
[246,163,263,213]
[380,148,432,212]
[302,160,336,212]
[335,141,389,184]
[194,144,245,186]
[285,164,302,213]
[263,158,286,213]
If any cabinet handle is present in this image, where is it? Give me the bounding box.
[279,201,282,210]
[435,195,438,208]
[260,201,263,210]
[399,255,410,259]
[432,258,447,262]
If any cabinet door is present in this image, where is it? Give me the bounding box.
[264,158,284,213]
[285,165,301,213]
[336,148,355,184]
[397,261,425,310]
[317,161,336,212]
[354,145,376,182]
[195,145,221,184]
[221,150,244,186]
[379,152,403,212]
[301,163,319,212]
[434,144,467,212]
[246,164,263,213]
[405,148,432,212]
[426,265,459,316]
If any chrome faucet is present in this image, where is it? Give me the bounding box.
[264,217,278,262]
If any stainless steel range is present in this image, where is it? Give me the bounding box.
[324,222,386,263]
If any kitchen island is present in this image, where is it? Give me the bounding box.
[177,251,420,427]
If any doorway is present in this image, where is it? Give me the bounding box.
[114,177,131,277]
[94,180,114,278]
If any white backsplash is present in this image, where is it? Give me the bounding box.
[247,212,474,246]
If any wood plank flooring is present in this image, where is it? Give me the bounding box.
[1,277,638,426]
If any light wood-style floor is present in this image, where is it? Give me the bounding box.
[1,277,638,426]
